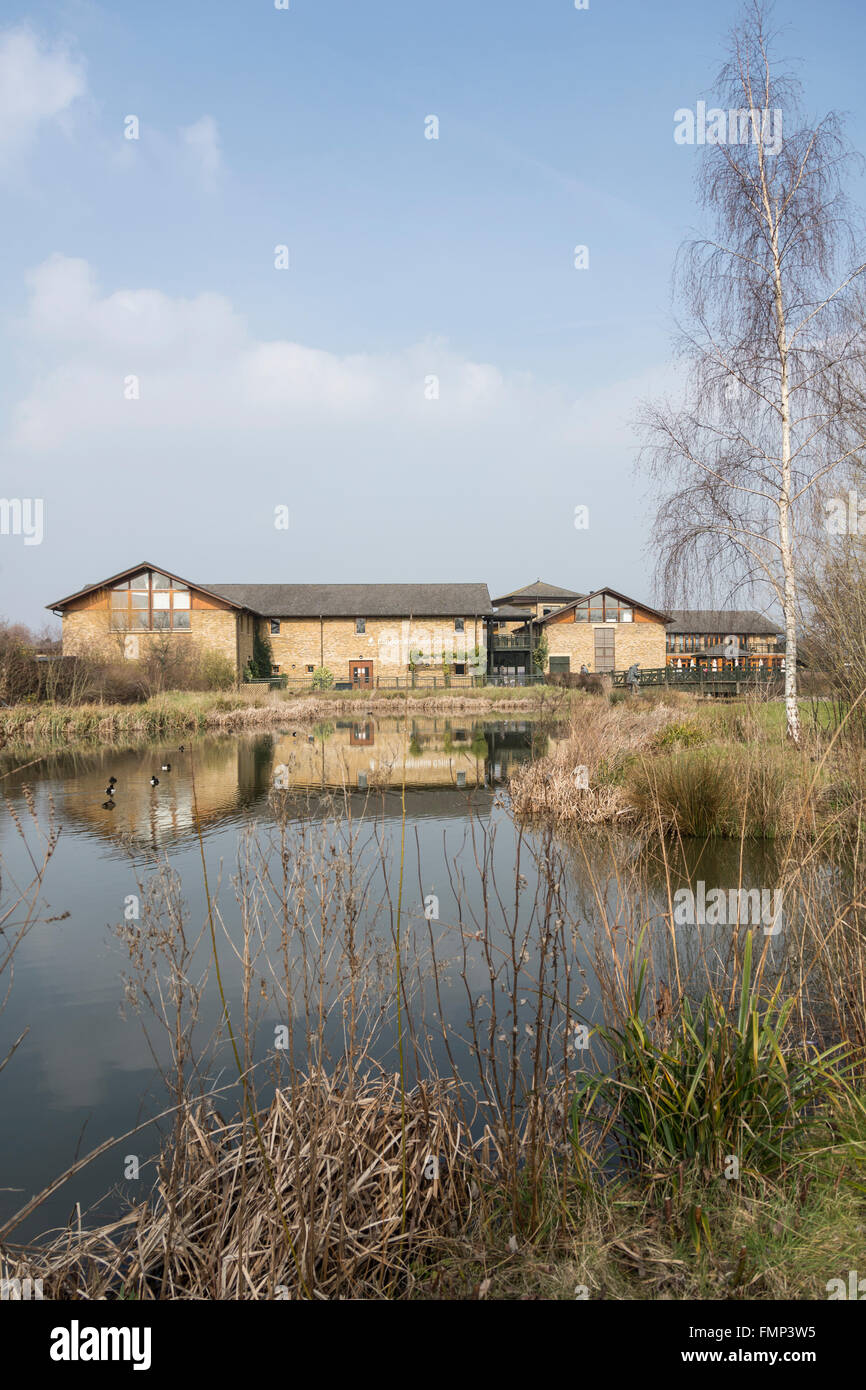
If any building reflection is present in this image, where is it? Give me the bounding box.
[38,717,549,852]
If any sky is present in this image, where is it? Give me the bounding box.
[2,0,866,630]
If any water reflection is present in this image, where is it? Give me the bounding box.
[0,714,804,1243]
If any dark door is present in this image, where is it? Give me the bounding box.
[549,656,570,675]
[350,661,373,689]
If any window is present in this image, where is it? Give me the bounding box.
[454,663,466,675]
[306,664,314,673]
[573,595,636,623]
[456,771,467,788]
[455,617,465,632]
[594,628,615,672]
[355,618,366,634]
[542,607,552,616]
[270,619,280,635]
[110,571,191,632]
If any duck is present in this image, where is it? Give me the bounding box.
[178,744,185,753]
[150,775,159,787]
[101,799,115,810]
[161,762,171,772]
[104,784,116,797]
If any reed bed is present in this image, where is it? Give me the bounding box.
[0,687,559,754]
[2,1073,485,1300]
[509,695,683,825]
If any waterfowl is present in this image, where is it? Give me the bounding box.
[104,785,116,797]
[161,763,171,772]
[178,745,185,753]
[150,776,159,787]
[101,799,115,810]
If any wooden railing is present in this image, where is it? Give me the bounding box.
[611,665,782,689]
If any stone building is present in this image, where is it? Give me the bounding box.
[534,588,670,674]
[48,564,493,687]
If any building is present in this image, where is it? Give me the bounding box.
[533,588,670,675]
[488,578,585,679]
[490,579,584,628]
[664,610,784,669]
[47,563,493,687]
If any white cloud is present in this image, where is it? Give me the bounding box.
[0,27,86,158]
[180,115,222,189]
[10,255,585,452]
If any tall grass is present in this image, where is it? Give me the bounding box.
[575,934,856,1182]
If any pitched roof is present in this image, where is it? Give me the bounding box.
[535,588,671,625]
[491,605,534,620]
[46,562,246,612]
[203,582,494,618]
[491,579,584,605]
[665,609,782,635]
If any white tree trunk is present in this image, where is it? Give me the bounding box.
[771,223,801,744]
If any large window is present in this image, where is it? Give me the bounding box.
[573,595,633,623]
[109,571,191,632]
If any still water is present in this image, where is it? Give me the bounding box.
[0,715,788,1241]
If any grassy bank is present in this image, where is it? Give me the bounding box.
[0,684,566,754]
[509,692,840,840]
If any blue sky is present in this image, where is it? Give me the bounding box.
[3,0,865,628]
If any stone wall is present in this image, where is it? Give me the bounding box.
[265,616,487,683]
[61,597,243,675]
[544,620,665,672]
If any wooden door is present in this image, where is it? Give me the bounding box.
[350,661,373,689]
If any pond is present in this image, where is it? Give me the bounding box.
[0,714,794,1242]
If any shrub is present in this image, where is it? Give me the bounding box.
[198,649,236,691]
[250,626,275,679]
[650,720,706,750]
[312,667,334,690]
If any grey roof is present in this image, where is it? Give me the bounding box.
[492,579,584,605]
[492,605,533,620]
[666,609,782,635]
[204,582,494,618]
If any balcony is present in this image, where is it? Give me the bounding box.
[491,634,532,650]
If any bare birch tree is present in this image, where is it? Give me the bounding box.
[638,0,866,742]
